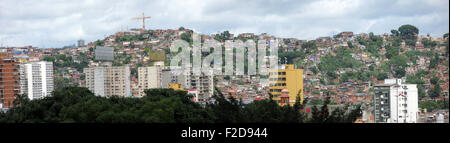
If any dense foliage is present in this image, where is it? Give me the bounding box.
[318,47,362,73]
[0,87,362,123]
[398,24,419,41]
[419,100,448,112]
[43,53,89,72]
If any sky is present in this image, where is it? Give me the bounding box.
[0,0,449,48]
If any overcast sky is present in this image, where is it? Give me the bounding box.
[0,0,448,48]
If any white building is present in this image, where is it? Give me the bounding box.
[84,63,131,97]
[374,79,418,123]
[20,61,54,100]
[138,61,164,97]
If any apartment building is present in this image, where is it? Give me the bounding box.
[137,61,164,97]
[190,70,214,102]
[269,64,304,106]
[374,79,418,123]
[19,61,54,100]
[84,63,131,97]
[0,53,20,108]
[161,66,213,103]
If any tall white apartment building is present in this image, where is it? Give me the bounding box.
[137,61,164,97]
[19,61,54,100]
[84,64,131,97]
[374,79,418,123]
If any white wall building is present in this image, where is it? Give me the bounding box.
[374,79,418,123]
[84,64,131,97]
[20,61,54,100]
[137,61,164,97]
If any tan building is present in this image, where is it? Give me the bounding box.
[137,61,164,97]
[84,63,131,97]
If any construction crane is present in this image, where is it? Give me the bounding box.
[131,12,151,30]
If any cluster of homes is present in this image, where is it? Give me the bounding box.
[1,28,448,110]
[279,31,448,105]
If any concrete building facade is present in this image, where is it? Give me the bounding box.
[84,64,131,97]
[161,66,213,103]
[374,79,418,123]
[137,61,164,97]
[19,61,54,100]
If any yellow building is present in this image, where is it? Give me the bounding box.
[269,64,303,106]
[168,83,184,91]
[18,57,29,63]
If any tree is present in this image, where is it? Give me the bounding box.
[385,45,400,59]
[43,56,55,62]
[318,48,362,73]
[430,76,439,85]
[344,104,362,122]
[347,41,354,49]
[1,86,359,123]
[419,100,447,112]
[293,90,306,112]
[301,41,317,53]
[278,51,306,64]
[393,68,406,78]
[95,40,104,46]
[428,84,441,99]
[422,38,438,49]
[418,85,426,99]
[214,31,231,42]
[398,24,419,40]
[309,97,330,123]
[391,29,399,37]
[429,53,439,69]
[180,32,193,44]
[328,107,346,123]
[405,39,416,46]
[54,77,78,90]
[311,67,318,74]
[207,88,245,123]
[389,55,408,78]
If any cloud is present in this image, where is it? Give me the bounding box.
[0,0,448,48]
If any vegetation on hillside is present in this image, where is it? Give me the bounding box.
[0,87,362,123]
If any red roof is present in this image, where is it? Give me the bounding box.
[253,97,262,101]
[280,93,289,98]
